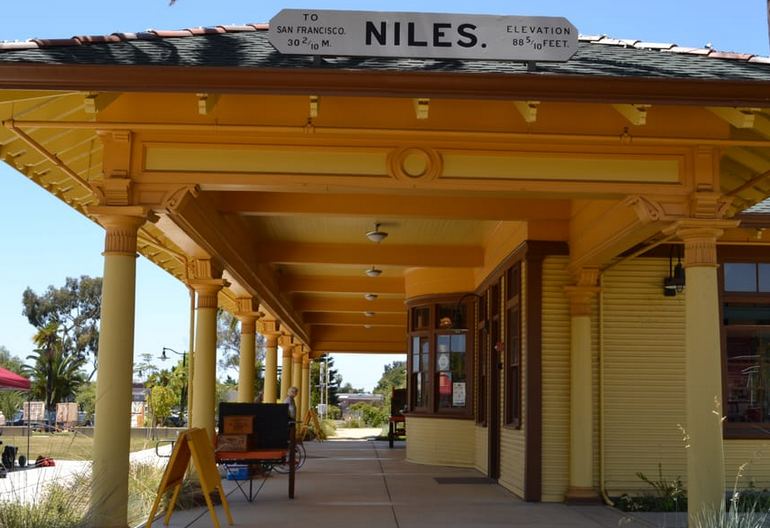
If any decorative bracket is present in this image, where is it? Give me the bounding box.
[612,104,651,126]
[707,107,758,128]
[197,93,220,115]
[414,98,430,120]
[513,100,540,123]
[84,92,120,114]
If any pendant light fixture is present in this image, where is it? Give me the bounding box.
[366,223,388,243]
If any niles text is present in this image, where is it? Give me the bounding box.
[365,21,478,48]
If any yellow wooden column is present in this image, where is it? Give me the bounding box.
[564,269,600,503]
[261,319,280,403]
[279,335,293,401]
[301,351,311,419]
[674,220,735,522]
[237,314,257,402]
[292,347,303,396]
[190,275,227,442]
[88,207,148,528]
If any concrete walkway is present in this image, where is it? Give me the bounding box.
[156,439,656,528]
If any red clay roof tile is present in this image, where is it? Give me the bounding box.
[708,51,754,61]
[220,25,257,32]
[248,23,269,31]
[666,46,712,55]
[110,32,139,41]
[149,30,194,38]
[0,41,38,50]
[73,35,123,44]
[634,41,675,50]
[31,38,80,47]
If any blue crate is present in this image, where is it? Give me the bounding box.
[226,465,250,480]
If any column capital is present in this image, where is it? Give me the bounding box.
[302,355,311,368]
[292,350,303,363]
[87,205,157,256]
[258,318,281,336]
[564,285,600,317]
[190,279,228,309]
[189,258,224,282]
[278,334,294,349]
[664,219,739,268]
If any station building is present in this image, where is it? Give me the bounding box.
[2,12,770,526]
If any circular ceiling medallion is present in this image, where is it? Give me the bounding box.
[388,147,442,182]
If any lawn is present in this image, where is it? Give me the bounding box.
[1,432,166,462]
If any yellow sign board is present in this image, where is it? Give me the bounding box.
[146,428,233,528]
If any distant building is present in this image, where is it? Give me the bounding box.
[338,393,384,418]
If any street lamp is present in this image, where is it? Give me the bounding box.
[161,347,187,425]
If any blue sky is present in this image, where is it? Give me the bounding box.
[0,1,767,390]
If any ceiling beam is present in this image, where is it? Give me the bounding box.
[304,312,406,326]
[212,191,570,221]
[311,340,407,354]
[279,275,405,295]
[294,296,405,314]
[166,191,309,343]
[312,325,405,342]
[259,242,484,267]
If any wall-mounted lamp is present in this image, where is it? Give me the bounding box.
[663,246,686,297]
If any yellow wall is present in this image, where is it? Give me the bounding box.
[474,425,488,474]
[406,416,475,467]
[602,258,770,494]
[602,258,688,494]
[541,256,572,501]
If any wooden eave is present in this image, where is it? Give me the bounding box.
[1,63,770,106]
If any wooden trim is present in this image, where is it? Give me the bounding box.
[476,241,567,294]
[524,252,544,502]
[2,63,770,106]
[401,412,474,421]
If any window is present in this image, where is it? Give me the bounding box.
[407,296,474,417]
[505,263,522,427]
[722,259,770,435]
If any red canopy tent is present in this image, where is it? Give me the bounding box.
[0,367,29,391]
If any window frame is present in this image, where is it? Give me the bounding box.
[720,251,770,438]
[406,295,475,419]
[505,263,522,428]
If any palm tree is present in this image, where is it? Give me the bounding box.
[23,323,86,416]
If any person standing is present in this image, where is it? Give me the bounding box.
[284,386,298,420]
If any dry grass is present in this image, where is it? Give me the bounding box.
[1,432,165,461]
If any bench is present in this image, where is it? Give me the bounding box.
[215,403,296,502]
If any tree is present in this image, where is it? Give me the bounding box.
[147,385,176,426]
[373,361,406,405]
[21,276,102,379]
[339,382,365,394]
[0,346,23,374]
[75,382,96,423]
[0,347,26,425]
[216,309,240,371]
[310,356,342,409]
[349,402,388,427]
[24,323,86,414]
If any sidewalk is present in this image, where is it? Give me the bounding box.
[156,439,657,528]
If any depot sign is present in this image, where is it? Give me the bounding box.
[268,10,578,62]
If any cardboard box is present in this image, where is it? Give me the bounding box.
[223,415,253,434]
[217,434,250,452]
